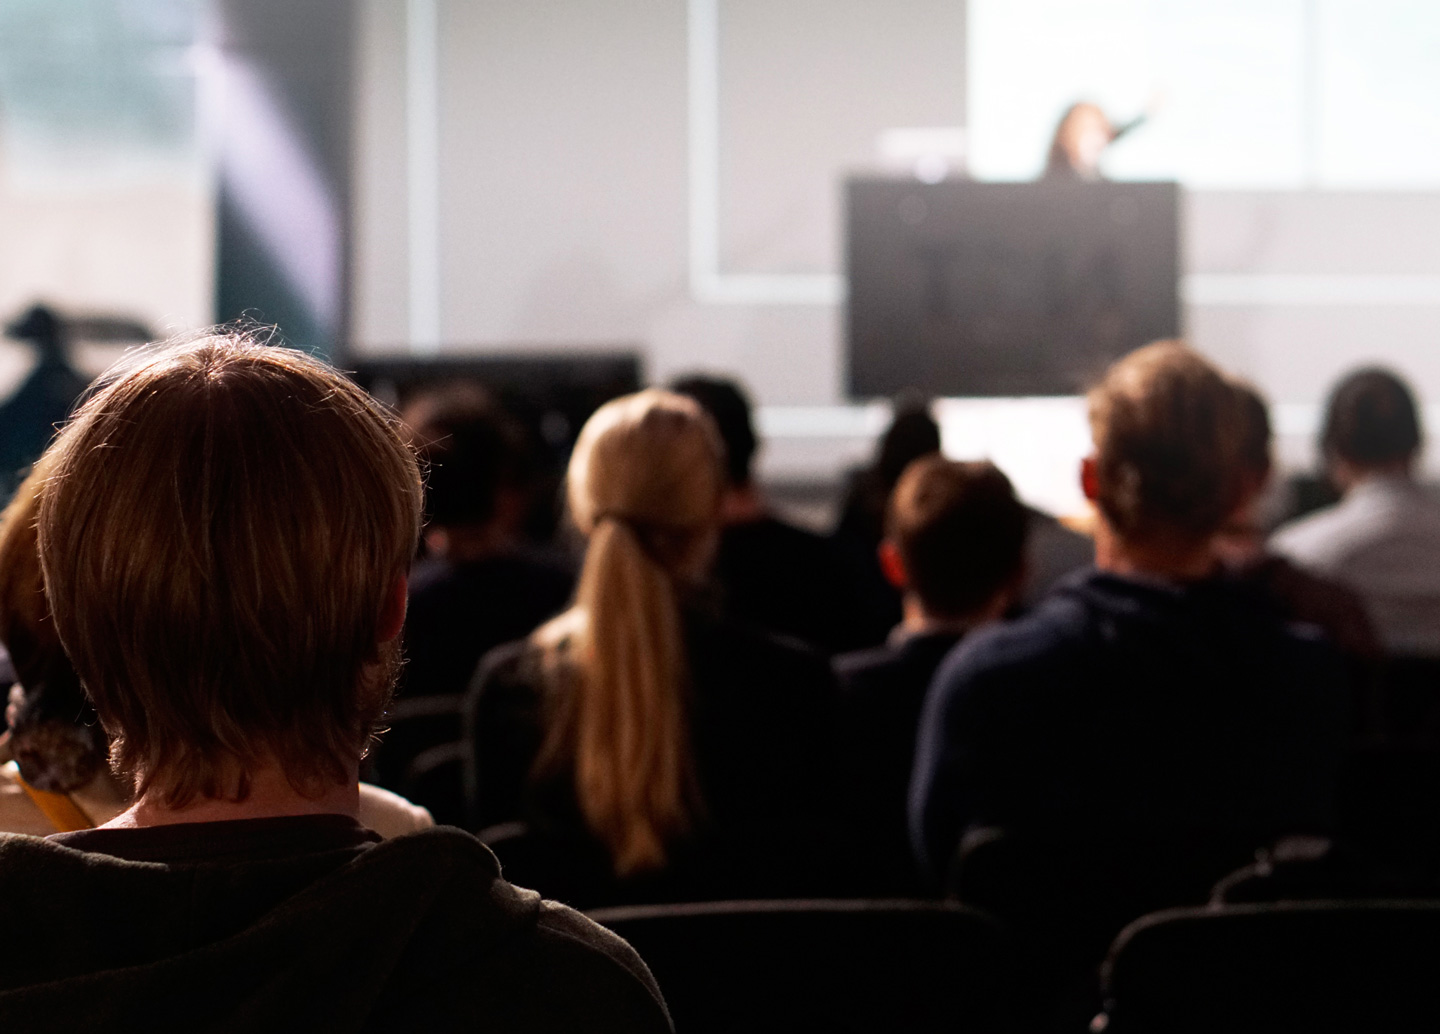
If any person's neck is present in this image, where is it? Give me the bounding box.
[1092,520,1217,582]
[899,593,1007,638]
[1332,458,1413,495]
[425,523,513,564]
[102,761,359,829]
[720,483,767,525]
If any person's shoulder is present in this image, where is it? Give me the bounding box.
[726,515,835,558]
[1270,501,1355,563]
[689,611,835,695]
[400,843,672,1032]
[523,900,673,1030]
[320,829,672,1030]
[470,634,549,695]
[928,591,1089,703]
[357,783,435,839]
[833,641,903,688]
[698,610,829,666]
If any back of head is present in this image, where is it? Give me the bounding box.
[36,331,422,805]
[877,403,942,486]
[1233,378,1274,485]
[409,391,529,529]
[669,374,757,487]
[887,457,1028,619]
[1321,366,1421,470]
[542,388,724,876]
[1088,341,1250,546]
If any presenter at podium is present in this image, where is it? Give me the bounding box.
[1043,101,1148,181]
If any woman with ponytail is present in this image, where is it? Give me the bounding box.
[467,389,840,905]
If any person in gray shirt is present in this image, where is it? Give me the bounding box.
[1271,366,1440,657]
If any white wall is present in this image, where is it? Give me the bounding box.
[351,1,1440,495]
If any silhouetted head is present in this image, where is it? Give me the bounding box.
[36,329,422,807]
[883,456,1028,621]
[877,402,942,487]
[408,389,530,530]
[1086,341,1251,551]
[1320,367,1421,477]
[5,304,66,359]
[669,375,758,488]
[1046,101,1115,178]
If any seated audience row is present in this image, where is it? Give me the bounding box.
[7,324,1438,1026]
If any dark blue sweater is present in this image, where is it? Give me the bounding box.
[910,568,1348,880]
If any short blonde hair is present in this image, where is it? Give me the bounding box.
[36,331,422,805]
[1087,341,1249,545]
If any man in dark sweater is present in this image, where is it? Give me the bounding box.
[833,457,1029,895]
[911,343,1348,899]
[0,334,670,1032]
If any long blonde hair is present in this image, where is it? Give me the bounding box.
[535,389,724,875]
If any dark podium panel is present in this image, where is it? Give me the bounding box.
[846,179,1180,398]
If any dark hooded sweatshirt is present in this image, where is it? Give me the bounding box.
[0,818,671,1033]
[910,569,1349,881]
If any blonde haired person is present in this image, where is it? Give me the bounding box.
[467,389,840,906]
[0,332,670,1033]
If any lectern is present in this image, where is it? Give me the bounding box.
[846,179,1180,398]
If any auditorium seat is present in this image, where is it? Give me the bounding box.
[950,827,1253,965]
[587,899,1016,1034]
[368,692,467,825]
[1373,655,1440,743]
[1097,901,1440,1033]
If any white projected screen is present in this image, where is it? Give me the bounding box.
[969,0,1440,188]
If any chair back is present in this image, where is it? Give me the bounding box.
[1099,900,1440,1034]
[588,898,1015,1034]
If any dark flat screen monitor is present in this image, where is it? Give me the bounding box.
[846,178,1180,398]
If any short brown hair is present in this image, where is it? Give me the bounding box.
[1087,341,1249,544]
[1321,366,1421,468]
[886,456,1028,619]
[36,331,423,805]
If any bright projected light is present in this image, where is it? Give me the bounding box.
[969,0,1440,188]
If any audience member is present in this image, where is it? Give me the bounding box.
[832,399,943,640]
[671,374,868,652]
[911,341,1348,920]
[1271,366,1440,657]
[0,303,89,501]
[0,453,434,839]
[0,334,670,1032]
[375,389,574,808]
[467,389,839,907]
[834,457,1028,895]
[1217,378,1380,666]
[403,390,572,696]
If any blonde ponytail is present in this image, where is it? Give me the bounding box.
[536,390,722,875]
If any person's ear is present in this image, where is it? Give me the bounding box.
[377,573,408,644]
[878,539,908,591]
[1080,455,1100,502]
